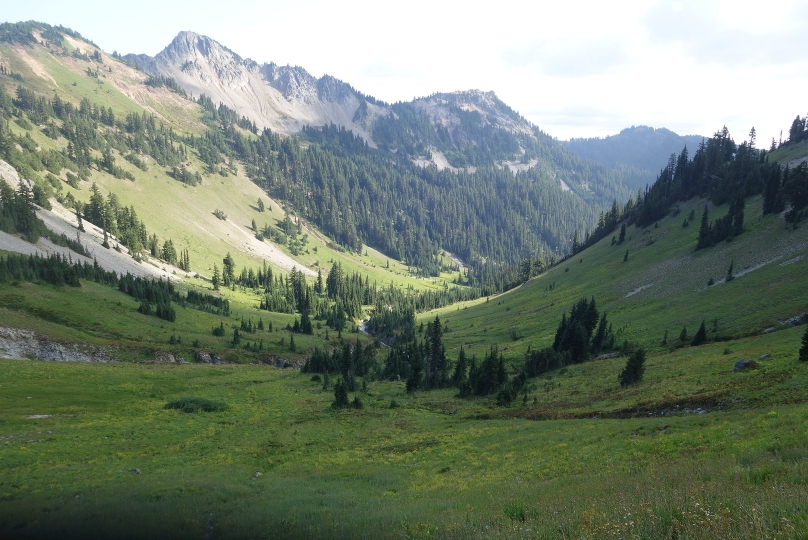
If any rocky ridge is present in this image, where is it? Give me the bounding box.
[124,31,370,138]
[123,31,542,167]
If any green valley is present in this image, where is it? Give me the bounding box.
[1,19,807,540]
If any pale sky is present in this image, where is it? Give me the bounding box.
[4,0,806,145]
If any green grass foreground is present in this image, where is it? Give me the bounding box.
[2,332,807,539]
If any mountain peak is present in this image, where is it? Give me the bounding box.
[159,30,240,67]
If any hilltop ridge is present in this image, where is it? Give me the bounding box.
[124,31,375,140]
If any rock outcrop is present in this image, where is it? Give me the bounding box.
[0,327,115,362]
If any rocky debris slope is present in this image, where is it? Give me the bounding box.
[124,31,369,138]
[0,160,181,280]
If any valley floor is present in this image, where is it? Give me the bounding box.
[1,325,806,539]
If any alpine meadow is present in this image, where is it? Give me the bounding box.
[1,16,808,540]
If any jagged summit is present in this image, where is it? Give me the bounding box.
[124,31,368,137]
[122,31,547,156]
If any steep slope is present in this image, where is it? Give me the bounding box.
[0,22,451,293]
[124,31,375,141]
[426,193,808,362]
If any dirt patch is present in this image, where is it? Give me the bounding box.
[625,283,653,298]
[11,44,57,85]
[778,255,804,266]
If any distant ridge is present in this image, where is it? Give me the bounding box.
[564,126,704,190]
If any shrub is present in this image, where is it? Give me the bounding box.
[164,397,228,413]
[504,501,527,522]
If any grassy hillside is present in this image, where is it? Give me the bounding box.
[769,139,808,166]
[421,195,808,367]
[0,30,459,294]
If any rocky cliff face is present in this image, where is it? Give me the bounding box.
[124,31,368,138]
[126,32,541,145]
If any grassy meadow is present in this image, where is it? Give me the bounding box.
[1,325,807,538]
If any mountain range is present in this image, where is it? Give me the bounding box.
[123,31,696,183]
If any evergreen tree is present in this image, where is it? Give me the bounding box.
[425,315,447,388]
[452,346,468,388]
[232,327,241,346]
[623,249,628,262]
[315,268,323,294]
[800,326,808,362]
[331,378,349,409]
[75,203,84,232]
[697,205,710,249]
[406,351,423,394]
[301,311,313,335]
[691,320,707,346]
[212,264,221,291]
[618,348,646,386]
[679,326,687,342]
[618,222,626,244]
[257,198,265,212]
[726,260,734,282]
[591,312,609,353]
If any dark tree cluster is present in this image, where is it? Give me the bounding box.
[145,75,187,97]
[303,339,379,390]
[0,252,114,287]
[696,197,745,249]
[764,162,808,226]
[381,316,453,393]
[618,348,646,386]
[119,274,177,322]
[785,114,808,146]
[523,297,614,377]
[0,178,46,241]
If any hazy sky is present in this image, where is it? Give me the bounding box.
[4,0,806,144]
